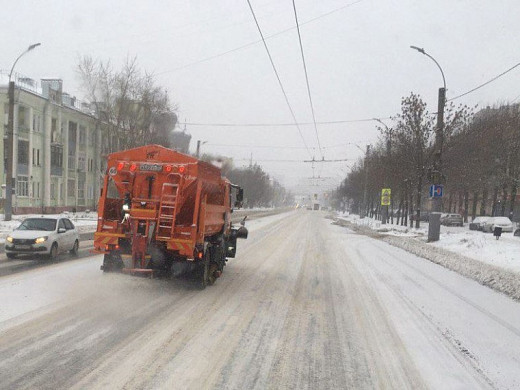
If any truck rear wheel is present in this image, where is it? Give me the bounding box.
[102,253,123,273]
[199,250,217,289]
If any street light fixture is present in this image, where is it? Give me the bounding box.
[4,43,41,221]
[410,45,446,241]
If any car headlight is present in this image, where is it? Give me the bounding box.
[35,236,48,244]
[6,236,13,243]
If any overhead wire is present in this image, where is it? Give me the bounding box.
[156,0,366,76]
[291,0,323,159]
[205,142,354,149]
[178,116,390,127]
[244,0,313,159]
[448,61,520,101]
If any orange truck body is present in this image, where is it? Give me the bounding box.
[94,144,247,286]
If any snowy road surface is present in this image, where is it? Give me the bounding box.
[0,211,519,389]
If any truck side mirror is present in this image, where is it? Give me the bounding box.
[234,188,244,208]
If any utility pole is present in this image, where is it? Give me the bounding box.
[410,45,446,242]
[195,140,201,158]
[195,140,207,158]
[428,87,446,241]
[5,81,15,221]
[4,43,41,221]
[361,145,370,218]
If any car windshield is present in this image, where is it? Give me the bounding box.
[17,218,57,231]
[494,217,511,224]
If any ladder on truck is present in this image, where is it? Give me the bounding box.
[157,183,179,239]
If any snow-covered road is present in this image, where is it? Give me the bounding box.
[0,211,518,389]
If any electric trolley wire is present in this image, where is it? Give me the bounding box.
[291,0,323,159]
[448,61,520,101]
[156,0,366,76]
[178,116,390,127]
[206,142,354,150]
[245,0,313,159]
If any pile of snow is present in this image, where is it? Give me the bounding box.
[338,212,427,237]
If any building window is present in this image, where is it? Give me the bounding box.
[18,140,29,164]
[78,154,86,172]
[32,148,41,166]
[18,106,27,128]
[87,186,94,200]
[31,182,40,199]
[68,155,76,170]
[60,183,64,200]
[88,129,96,147]
[68,122,77,170]
[17,175,29,197]
[67,179,75,197]
[51,182,56,200]
[32,114,41,132]
[79,126,86,145]
[51,146,63,167]
[78,180,85,199]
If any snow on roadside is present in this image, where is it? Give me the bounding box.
[337,212,520,274]
[335,213,520,301]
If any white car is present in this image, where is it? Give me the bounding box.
[5,217,80,260]
[482,216,514,233]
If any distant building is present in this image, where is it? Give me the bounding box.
[1,72,103,213]
[169,126,191,154]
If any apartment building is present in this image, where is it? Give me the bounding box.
[1,74,102,214]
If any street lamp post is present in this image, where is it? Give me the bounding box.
[410,45,446,242]
[360,144,370,218]
[195,140,208,158]
[4,43,41,221]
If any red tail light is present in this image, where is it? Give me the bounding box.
[179,166,186,173]
[117,162,125,171]
[165,165,172,173]
[130,163,137,172]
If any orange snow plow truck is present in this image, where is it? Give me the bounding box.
[93,144,248,288]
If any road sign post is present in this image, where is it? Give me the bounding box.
[428,185,443,242]
[381,188,391,225]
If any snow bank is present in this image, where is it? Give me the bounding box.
[335,216,520,301]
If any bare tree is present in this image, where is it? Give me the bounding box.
[77,55,177,155]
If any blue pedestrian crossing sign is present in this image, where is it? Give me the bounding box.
[429,184,443,198]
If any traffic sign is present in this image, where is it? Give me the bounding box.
[429,185,443,198]
[381,188,391,205]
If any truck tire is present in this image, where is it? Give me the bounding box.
[199,249,216,289]
[102,253,123,273]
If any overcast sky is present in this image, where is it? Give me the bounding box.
[2,0,519,194]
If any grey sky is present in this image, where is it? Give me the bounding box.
[2,0,519,193]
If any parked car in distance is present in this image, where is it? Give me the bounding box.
[469,216,490,231]
[441,213,464,226]
[482,216,514,233]
[4,217,80,260]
